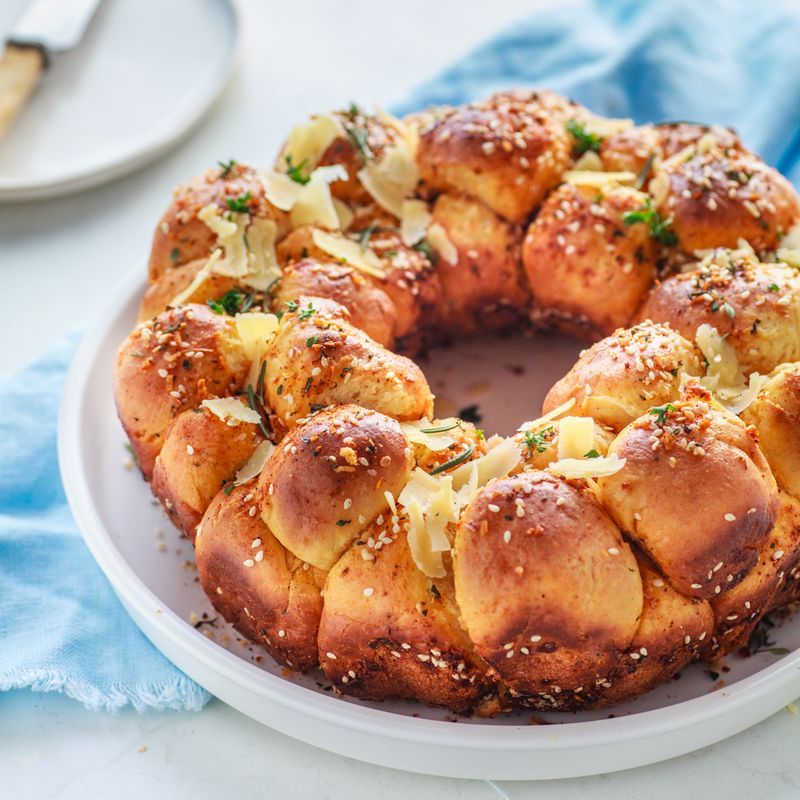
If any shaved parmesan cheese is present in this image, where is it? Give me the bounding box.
[332,198,354,231]
[192,204,281,292]
[427,222,458,265]
[400,419,456,452]
[282,114,344,172]
[583,117,633,138]
[696,133,717,154]
[450,437,521,491]
[201,398,261,426]
[406,498,446,579]
[518,398,576,432]
[557,416,595,460]
[289,171,341,230]
[259,170,303,211]
[169,253,219,307]
[781,222,800,250]
[400,199,432,247]
[661,145,696,170]
[695,323,767,413]
[777,248,800,269]
[564,170,637,187]
[357,137,419,217]
[235,312,280,388]
[310,229,386,278]
[235,441,275,486]
[572,150,603,171]
[548,454,626,479]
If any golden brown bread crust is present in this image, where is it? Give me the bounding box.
[138,259,242,322]
[703,491,800,658]
[741,363,800,498]
[658,148,800,254]
[195,484,324,671]
[118,88,800,717]
[417,90,574,223]
[258,404,413,570]
[522,183,658,337]
[113,304,249,479]
[454,473,642,709]
[272,258,397,348]
[600,390,778,600]
[263,296,434,427]
[543,321,703,432]
[318,521,496,712]
[148,162,287,283]
[430,193,528,332]
[638,251,800,376]
[151,404,263,539]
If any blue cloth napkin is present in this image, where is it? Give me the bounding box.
[3,0,800,713]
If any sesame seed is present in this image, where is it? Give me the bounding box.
[691,583,702,589]
[255,550,264,562]
[773,550,784,561]
[158,368,168,378]
[530,635,542,643]
[242,559,255,568]
[248,506,257,517]
[343,498,352,510]
[724,513,736,522]
[186,444,195,455]
[503,530,511,543]
[488,503,500,513]
[608,547,620,556]
[684,634,692,645]
[326,652,337,660]
[363,587,374,597]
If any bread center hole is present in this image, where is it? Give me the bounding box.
[418,331,584,437]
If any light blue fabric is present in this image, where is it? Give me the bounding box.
[3,0,800,712]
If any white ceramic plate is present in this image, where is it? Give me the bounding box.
[0,0,238,202]
[59,265,800,781]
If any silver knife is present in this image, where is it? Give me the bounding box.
[0,0,103,136]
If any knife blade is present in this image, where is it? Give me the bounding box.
[0,0,103,137]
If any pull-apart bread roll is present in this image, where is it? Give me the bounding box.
[114,304,250,479]
[522,183,658,337]
[117,86,800,717]
[263,297,433,426]
[600,388,778,600]
[639,248,800,376]
[543,321,703,431]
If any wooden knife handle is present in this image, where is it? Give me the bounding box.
[0,44,44,138]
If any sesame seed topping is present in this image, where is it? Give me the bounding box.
[242,559,255,568]
[724,513,736,522]
[363,587,374,597]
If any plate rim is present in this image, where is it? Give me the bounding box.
[0,0,240,203]
[58,262,800,774]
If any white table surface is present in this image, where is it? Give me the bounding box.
[1,1,799,797]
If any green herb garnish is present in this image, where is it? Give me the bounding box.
[336,519,351,527]
[285,155,310,185]
[218,159,237,177]
[225,191,253,214]
[298,302,316,321]
[649,403,676,425]
[420,421,462,434]
[169,247,180,263]
[413,239,434,260]
[523,427,553,453]
[207,290,251,316]
[306,334,318,348]
[583,449,600,459]
[429,446,475,475]
[768,283,780,292]
[566,120,603,156]
[622,197,678,246]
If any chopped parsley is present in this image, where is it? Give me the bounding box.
[207,290,254,316]
[413,239,435,260]
[218,159,237,177]
[649,403,676,424]
[583,449,600,458]
[566,120,603,156]
[523,427,553,453]
[284,300,299,313]
[225,191,254,214]
[298,302,316,321]
[285,155,310,185]
[343,118,373,163]
[303,376,314,394]
[622,197,678,246]
[357,223,378,249]
[169,247,180,263]
[768,283,780,292]
[306,334,318,348]
[223,482,235,496]
[335,519,351,527]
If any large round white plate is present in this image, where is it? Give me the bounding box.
[0,0,238,202]
[59,264,800,781]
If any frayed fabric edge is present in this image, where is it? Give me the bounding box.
[0,668,211,712]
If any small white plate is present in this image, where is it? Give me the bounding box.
[0,0,238,202]
[59,265,800,780]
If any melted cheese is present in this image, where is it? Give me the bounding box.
[427,222,458,265]
[234,441,275,486]
[556,416,595,460]
[548,454,626,479]
[406,498,446,579]
[695,323,767,413]
[310,229,386,278]
[201,398,261,426]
